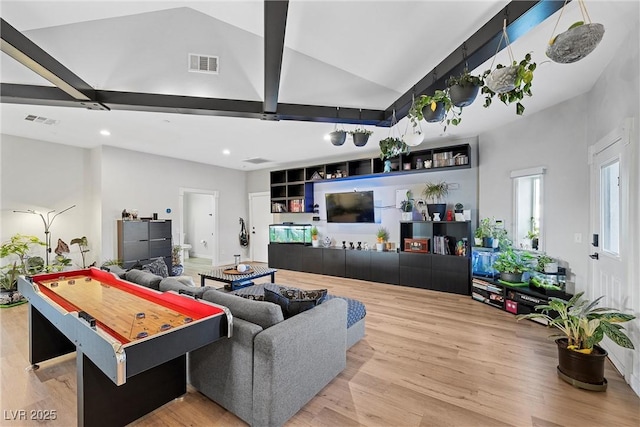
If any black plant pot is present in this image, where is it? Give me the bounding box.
[449,83,480,108]
[426,203,446,221]
[556,338,608,391]
[482,237,495,248]
[421,103,446,123]
[499,272,523,283]
[329,131,346,146]
[352,133,370,147]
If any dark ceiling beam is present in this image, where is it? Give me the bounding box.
[0,18,101,104]
[382,0,569,126]
[263,0,289,115]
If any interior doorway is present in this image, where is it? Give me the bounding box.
[249,192,271,263]
[179,188,219,267]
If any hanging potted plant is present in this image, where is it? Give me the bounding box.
[410,90,452,123]
[348,127,373,147]
[422,180,449,221]
[546,0,605,64]
[329,123,347,146]
[517,292,635,391]
[447,68,483,108]
[482,52,536,116]
[379,137,408,172]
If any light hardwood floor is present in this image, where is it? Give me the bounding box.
[1,266,638,427]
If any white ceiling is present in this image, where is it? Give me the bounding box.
[1,1,638,171]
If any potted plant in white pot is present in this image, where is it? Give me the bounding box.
[376,227,389,251]
[422,181,449,221]
[517,292,635,391]
[400,190,414,221]
[348,127,373,147]
[310,226,320,247]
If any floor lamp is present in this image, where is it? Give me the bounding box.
[13,205,76,266]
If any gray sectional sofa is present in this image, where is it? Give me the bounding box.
[101,265,366,427]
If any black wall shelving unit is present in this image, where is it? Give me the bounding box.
[269,143,471,213]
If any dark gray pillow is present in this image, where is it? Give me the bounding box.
[125,269,162,290]
[202,289,284,329]
[102,265,127,279]
[142,257,169,278]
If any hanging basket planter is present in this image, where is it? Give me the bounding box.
[485,65,518,94]
[329,130,346,146]
[449,83,480,108]
[421,102,446,123]
[348,127,373,147]
[403,131,424,147]
[546,23,605,64]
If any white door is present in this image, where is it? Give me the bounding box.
[589,122,633,379]
[249,192,271,263]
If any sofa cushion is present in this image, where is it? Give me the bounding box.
[125,269,162,290]
[264,287,327,319]
[325,295,367,328]
[102,264,127,279]
[142,257,169,278]
[202,289,284,329]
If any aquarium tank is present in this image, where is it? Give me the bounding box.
[269,223,312,245]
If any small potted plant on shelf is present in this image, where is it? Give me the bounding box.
[493,247,534,284]
[348,127,373,147]
[536,253,558,273]
[376,227,389,251]
[310,226,320,247]
[400,190,414,221]
[516,292,635,390]
[447,68,484,108]
[482,52,536,116]
[422,181,449,221]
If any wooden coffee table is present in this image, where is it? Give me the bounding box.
[199,266,278,291]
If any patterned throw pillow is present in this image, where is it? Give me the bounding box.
[264,287,327,318]
[142,258,169,278]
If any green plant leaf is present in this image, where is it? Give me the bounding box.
[568,21,584,30]
[600,321,635,349]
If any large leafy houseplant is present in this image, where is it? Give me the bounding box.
[517,292,635,354]
[493,247,534,275]
[482,53,536,115]
[0,234,46,291]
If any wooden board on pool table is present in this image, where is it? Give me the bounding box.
[38,275,194,342]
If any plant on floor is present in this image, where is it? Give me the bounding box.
[517,292,635,354]
[71,236,90,268]
[0,234,46,291]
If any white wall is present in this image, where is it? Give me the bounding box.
[99,146,247,266]
[1,135,95,268]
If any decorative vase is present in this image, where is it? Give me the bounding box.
[426,203,447,221]
[329,130,346,146]
[556,338,608,390]
[401,212,413,221]
[322,236,332,248]
[383,160,392,173]
[474,237,483,247]
[172,264,184,276]
[486,65,518,94]
[352,133,370,147]
[432,213,441,221]
[482,237,494,248]
[421,103,446,123]
[449,83,480,107]
[546,23,605,64]
[376,243,385,251]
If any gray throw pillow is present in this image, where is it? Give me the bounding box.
[125,269,162,290]
[202,289,284,329]
[159,277,208,298]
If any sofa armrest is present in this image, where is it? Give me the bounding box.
[188,317,262,425]
[253,298,348,427]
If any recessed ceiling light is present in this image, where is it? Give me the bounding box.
[222,149,231,155]
[100,129,111,136]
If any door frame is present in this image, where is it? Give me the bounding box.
[248,191,271,263]
[587,117,637,392]
[179,187,219,267]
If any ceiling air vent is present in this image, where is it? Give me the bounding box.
[24,114,59,125]
[243,157,272,165]
[188,54,219,74]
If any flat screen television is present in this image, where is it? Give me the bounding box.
[325,191,375,223]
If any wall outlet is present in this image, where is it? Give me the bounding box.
[574,233,582,243]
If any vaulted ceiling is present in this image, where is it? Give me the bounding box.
[1,1,638,170]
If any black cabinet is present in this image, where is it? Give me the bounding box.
[431,255,470,294]
[370,251,399,285]
[117,220,172,269]
[322,248,345,277]
[301,247,323,274]
[268,244,303,271]
[399,252,433,289]
[345,250,371,281]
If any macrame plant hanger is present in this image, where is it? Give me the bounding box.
[546,0,604,64]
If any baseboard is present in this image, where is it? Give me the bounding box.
[630,372,640,398]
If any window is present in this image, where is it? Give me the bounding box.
[601,160,620,255]
[511,167,545,251]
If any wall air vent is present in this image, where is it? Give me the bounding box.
[188,54,219,74]
[24,114,59,125]
[243,157,272,165]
